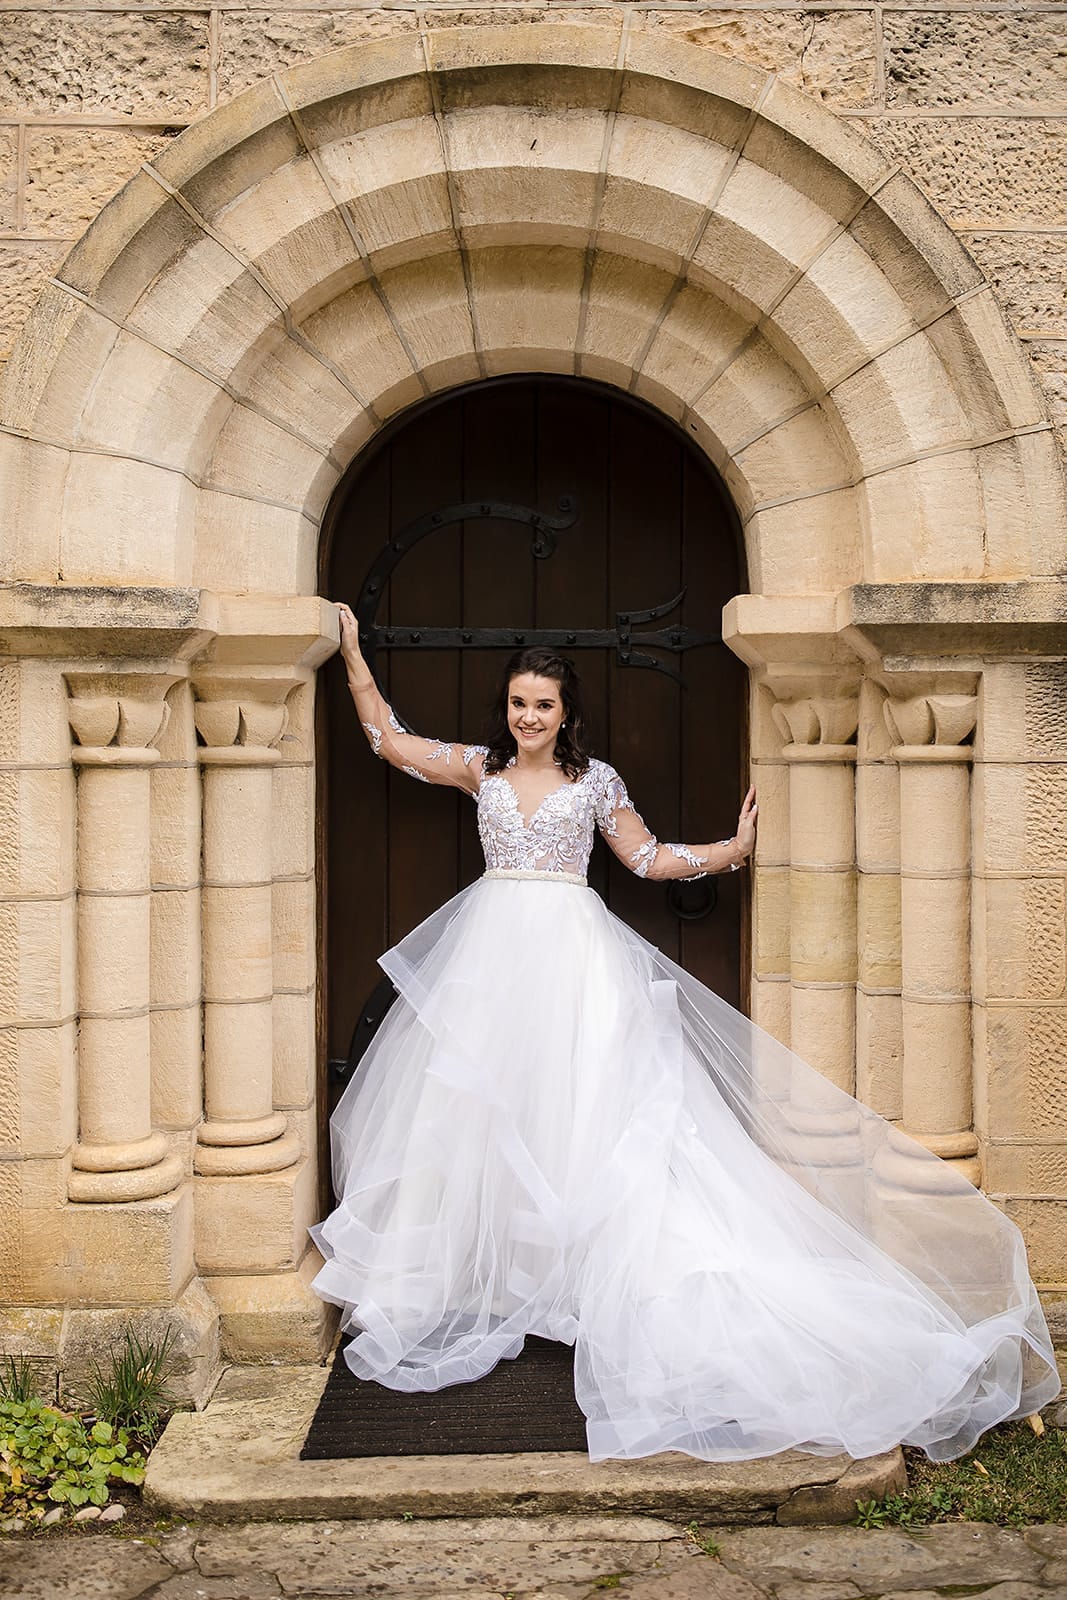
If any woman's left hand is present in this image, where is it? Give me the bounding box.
[735,785,758,859]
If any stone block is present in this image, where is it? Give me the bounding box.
[789,762,855,870]
[856,991,902,1120]
[1003,1198,1067,1285]
[0,12,209,118]
[194,492,318,598]
[866,117,1067,231]
[235,336,374,464]
[984,1141,1067,1199]
[58,453,197,587]
[272,991,315,1111]
[151,761,201,888]
[202,885,273,1004]
[974,876,1066,1005]
[0,434,68,585]
[78,893,152,1014]
[23,1182,195,1306]
[374,254,476,397]
[599,118,725,274]
[884,13,1067,110]
[0,1305,64,1398]
[0,125,16,232]
[76,327,230,478]
[1026,340,1067,424]
[195,1155,317,1275]
[697,331,812,465]
[217,11,417,102]
[962,231,1067,339]
[0,662,69,768]
[643,284,751,412]
[746,488,862,594]
[790,983,855,1092]
[58,1274,219,1410]
[0,242,72,365]
[833,330,972,474]
[857,873,900,991]
[25,128,177,236]
[208,1245,334,1363]
[272,764,315,880]
[753,867,790,980]
[982,1004,1067,1140]
[152,887,201,1009]
[0,766,74,898]
[750,755,787,863]
[789,869,857,984]
[645,10,876,111]
[900,877,970,999]
[272,876,315,994]
[208,407,328,514]
[470,245,583,376]
[300,277,422,417]
[151,1003,203,1132]
[0,895,75,1028]
[737,406,851,506]
[751,975,790,1048]
[861,453,985,583]
[901,997,971,1134]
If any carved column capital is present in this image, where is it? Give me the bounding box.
[771,694,859,762]
[192,675,297,764]
[66,672,176,764]
[884,694,977,762]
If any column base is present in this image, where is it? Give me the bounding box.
[195,1130,301,1176]
[69,1151,185,1203]
[206,1246,336,1364]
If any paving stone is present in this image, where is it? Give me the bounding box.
[620,1559,768,1599]
[193,1518,679,1596]
[715,1524,1044,1592]
[0,1534,173,1600]
[770,1585,861,1600]
[150,1573,283,1599]
[1022,1523,1067,1559]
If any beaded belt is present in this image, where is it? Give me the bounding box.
[483,868,587,886]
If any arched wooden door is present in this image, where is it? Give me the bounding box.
[320,376,747,1150]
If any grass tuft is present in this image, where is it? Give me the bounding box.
[855,1421,1067,1529]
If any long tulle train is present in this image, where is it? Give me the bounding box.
[311,876,1059,1463]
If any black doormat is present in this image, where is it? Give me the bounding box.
[300,1335,589,1458]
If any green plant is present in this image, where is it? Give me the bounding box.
[854,1423,1067,1529]
[684,1520,721,1558]
[0,1398,145,1519]
[591,1576,624,1589]
[84,1325,178,1442]
[0,1356,40,1405]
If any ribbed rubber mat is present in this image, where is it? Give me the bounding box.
[300,1335,589,1458]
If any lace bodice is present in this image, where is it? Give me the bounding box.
[354,682,738,882]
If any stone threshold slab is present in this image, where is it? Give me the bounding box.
[143,1364,905,1526]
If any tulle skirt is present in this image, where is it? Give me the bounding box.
[311,872,1059,1463]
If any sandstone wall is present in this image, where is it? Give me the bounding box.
[0,4,1064,454]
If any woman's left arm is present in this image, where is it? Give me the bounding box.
[595,769,757,880]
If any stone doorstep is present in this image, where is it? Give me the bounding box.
[142,1364,906,1526]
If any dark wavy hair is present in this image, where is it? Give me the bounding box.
[483,648,592,780]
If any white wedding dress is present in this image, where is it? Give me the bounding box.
[311,698,1059,1464]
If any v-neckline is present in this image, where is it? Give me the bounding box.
[498,771,578,831]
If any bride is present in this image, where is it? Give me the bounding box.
[311,601,1059,1464]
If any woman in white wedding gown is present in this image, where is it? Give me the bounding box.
[311,602,1059,1464]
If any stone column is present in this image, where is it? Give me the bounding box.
[885,692,979,1183]
[771,693,859,1095]
[66,675,184,1203]
[193,677,300,1177]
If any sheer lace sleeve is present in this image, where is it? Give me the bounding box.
[593,765,740,880]
[355,680,486,797]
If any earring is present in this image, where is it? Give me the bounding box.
[561,721,567,729]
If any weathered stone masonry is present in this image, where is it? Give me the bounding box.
[0,13,1064,1393]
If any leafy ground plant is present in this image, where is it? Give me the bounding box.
[84,1325,178,1444]
[0,1398,146,1521]
[855,1422,1067,1528]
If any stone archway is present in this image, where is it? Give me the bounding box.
[1,22,1064,1387]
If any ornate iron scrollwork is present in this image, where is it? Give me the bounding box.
[353,496,721,688]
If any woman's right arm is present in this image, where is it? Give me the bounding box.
[335,602,485,796]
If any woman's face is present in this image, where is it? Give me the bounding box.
[507,673,565,759]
